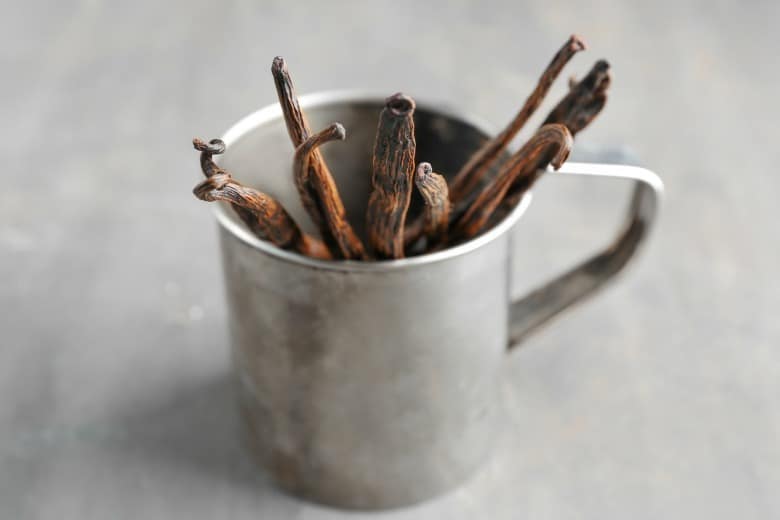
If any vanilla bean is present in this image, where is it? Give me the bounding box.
[366,93,417,259]
[454,124,573,240]
[556,90,608,135]
[271,56,310,146]
[192,138,330,259]
[448,35,586,204]
[194,138,226,177]
[542,59,610,134]
[271,57,366,259]
[413,162,451,248]
[491,60,612,220]
[405,35,586,249]
[193,137,262,236]
[292,124,345,219]
[291,122,366,258]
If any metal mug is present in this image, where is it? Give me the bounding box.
[212,91,663,510]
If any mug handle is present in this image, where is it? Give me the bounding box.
[508,162,663,349]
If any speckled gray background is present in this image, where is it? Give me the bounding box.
[2,1,779,518]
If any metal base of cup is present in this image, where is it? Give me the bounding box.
[236,379,500,510]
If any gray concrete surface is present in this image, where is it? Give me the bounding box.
[2,1,779,518]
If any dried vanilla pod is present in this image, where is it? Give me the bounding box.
[454,124,573,240]
[448,35,586,204]
[493,61,611,219]
[366,93,417,259]
[271,56,310,146]
[403,35,586,249]
[291,122,365,258]
[542,59,610,134]
[271,57,366,260]
[292,123,346,206]
[194,138,227,178]
[193,137,261,236]
[413,162,451,248]
[558,88,608,136]
[193,171,331,259]
[192,138,330,259]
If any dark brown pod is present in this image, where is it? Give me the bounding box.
[192,138,330,259]
[491,60,612,220]
[542,59,611,135]
[271,57,366,259]
[448,35,586,204]
[454,124,573,240]
[413,162,451,248]
[365,93,417,259]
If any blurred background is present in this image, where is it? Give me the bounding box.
[2,0,779,518]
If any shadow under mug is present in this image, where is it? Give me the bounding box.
[212,91,663,510]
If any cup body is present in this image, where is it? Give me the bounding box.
[215,92,530,509]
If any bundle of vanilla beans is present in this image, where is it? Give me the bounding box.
[192,35,610,261]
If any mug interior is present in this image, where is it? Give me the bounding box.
[215,92,531,268]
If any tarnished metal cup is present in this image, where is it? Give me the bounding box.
[213,92,662,510]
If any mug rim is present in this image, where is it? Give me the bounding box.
[213,89,533,272]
